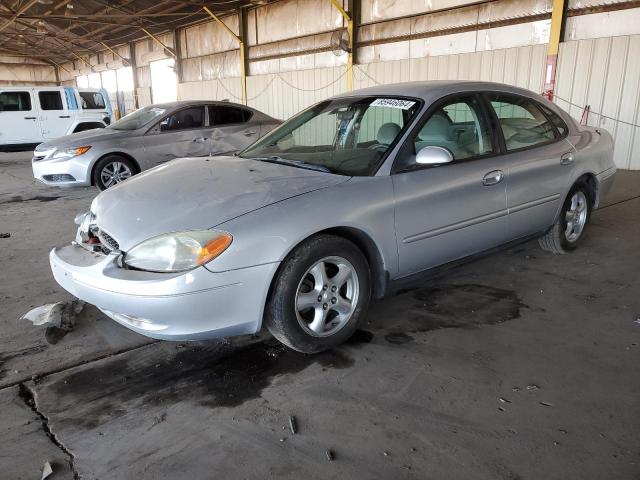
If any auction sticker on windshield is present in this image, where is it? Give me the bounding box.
[370,98,416,109]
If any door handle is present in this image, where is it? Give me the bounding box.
[244,129,257,136]
[560,152,574,166]
[482,170,504,186]
[24,116,36,120]
[193,137,207,143]
[59,115,70,118]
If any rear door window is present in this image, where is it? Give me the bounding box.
[0,91,31,111]
[488,93,557,151]
[38,91,64,110]
[208,105,251,125]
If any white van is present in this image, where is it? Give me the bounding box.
[0,86,113,151]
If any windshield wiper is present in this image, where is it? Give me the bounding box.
[251,156,332,173]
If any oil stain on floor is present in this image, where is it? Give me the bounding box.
[375,283,527,343]
[45,340,355,429]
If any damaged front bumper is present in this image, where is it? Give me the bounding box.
[50,244,278,341]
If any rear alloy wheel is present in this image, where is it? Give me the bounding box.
[539,183,592,254]
[265,235,371,353]
[93,155,136,191]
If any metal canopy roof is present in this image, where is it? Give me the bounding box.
[0,0,269,65]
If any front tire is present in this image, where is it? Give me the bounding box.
[538,182,592,254]
[93,155,136,191]
[265,235,371,353]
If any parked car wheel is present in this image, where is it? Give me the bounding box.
[539,182,592,254]
[93,155,137,191]
[265,235,371,353]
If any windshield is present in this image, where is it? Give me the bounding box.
[239,96,421,176]
[109,106,166,131]
[79,91,106,109]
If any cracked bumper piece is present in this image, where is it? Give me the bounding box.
[50,244,279,340]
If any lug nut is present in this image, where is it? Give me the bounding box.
[323,285,328,290]
[317,295,322,302]
[323,303,328,309]
[331,297,337,304]
[331,285,337,292]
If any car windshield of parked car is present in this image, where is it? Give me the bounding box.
[239,96,421,176]
[110,106,166,131]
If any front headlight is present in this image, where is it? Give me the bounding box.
[52,146,91,160]
[123,231,232,273]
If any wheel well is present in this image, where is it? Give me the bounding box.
[317,227,388,299]
[90,152,140,186]
[575,173,598,207]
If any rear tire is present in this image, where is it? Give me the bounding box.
[93,155,137,191]
[264,235,371,353]
[538,182,592,254]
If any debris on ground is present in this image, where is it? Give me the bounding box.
[325,450,334,461]
[288,415,297,435]
[0,232,10,238]
[633,317,640,326]
[21,299,85,344]
[539,401,553,407]
[526,384,540,391]
[498,397,512,404]
[41,460,53,480]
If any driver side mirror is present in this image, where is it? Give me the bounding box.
[416,146,454,165]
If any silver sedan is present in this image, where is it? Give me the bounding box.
[32,100,280,190]
[49,81,616,353]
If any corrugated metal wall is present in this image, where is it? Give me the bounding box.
[556,35,640,170]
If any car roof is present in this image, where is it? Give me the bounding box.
[150,100,253,110]
[335,80,544,102]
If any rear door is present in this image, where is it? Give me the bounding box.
[392,93,510,276]
[208,105,257,154]
[141,106,209,166]
[484,92,573,239]
[37,88,73,139]
[0,89,41,144]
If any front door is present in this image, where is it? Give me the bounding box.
[484,93,573,239]
[0,90,41,144]
[37,89,72,139]
[392,94,509,277]
[141,106,210,167]
[207,104,257,154]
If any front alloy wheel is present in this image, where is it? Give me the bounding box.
[265,235,371,353]
[295,256,359,337]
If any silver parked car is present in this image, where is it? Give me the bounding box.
[32,100,280,190]
[49,81,616,353]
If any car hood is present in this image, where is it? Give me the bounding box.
[92,156,350,251]
[36,128,131,150]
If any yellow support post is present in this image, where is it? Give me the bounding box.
[543,0,566,100]
[141,28,177,58]
[202,5,247,105]
[330,0,353,91]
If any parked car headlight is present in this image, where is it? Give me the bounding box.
[52,146,91,160]
[123,231,232,273]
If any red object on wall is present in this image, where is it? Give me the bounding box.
[542,54,558,101]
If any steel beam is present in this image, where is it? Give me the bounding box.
[543,0,566,101]
[202,5,247,105]
[330,0,353,91]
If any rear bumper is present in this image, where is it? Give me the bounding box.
[50,244,279,340]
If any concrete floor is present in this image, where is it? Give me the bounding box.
[1,151,639,480]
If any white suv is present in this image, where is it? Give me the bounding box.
[0,86,113,151]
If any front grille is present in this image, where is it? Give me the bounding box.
[97,229,120,253]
